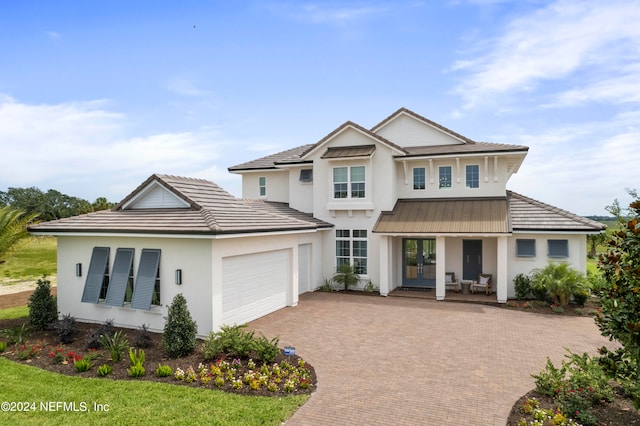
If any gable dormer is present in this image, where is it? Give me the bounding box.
[371,108,472,148]
[117,176,192,210]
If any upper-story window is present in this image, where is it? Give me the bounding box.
[439,166,452,189]
[333,166,365,199]
[258,176,266,197]
[466,165,479,189]
[413,167,426,190]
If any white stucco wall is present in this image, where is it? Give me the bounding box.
[288,166,314,213]
[56,236,213,335]
[241,170,289,202]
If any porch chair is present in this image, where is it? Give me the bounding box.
[470,274,492,295]
[445,272,461,292]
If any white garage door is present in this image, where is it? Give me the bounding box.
[222,249,289,325]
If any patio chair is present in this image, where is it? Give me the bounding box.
[445,272,461,292]
[470,274,492,295]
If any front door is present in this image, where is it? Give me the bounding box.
[403,239,436,287]
[463,240,482,281]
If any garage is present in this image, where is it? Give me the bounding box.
[221,249,290,325]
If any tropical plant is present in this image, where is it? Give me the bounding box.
[254,334,280,364]
[86,318,115,350]
[74,358,92,372]
[155,364,173,377]
[332,263,359,291]
[202,324,255,360]
[596,190,640,408]
[27,276,58,330]
[97,364,113,377]
[99,330,129,362]
[3,323,29,344]
[0,206,39,262]
[162,293,197,358]
[50,313,77,344]
[530,263,589,307]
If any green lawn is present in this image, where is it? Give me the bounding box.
[0,358,308,425]
[0,305,28,320]
[0,236,57,283]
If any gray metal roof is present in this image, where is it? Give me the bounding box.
[28,174,333,236]
[372,192,605,235]
[321,144,376,159]
[373,197,510,234]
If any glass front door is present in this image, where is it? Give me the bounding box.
[403,239,436,287]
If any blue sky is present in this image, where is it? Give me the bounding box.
[1,0,637,215]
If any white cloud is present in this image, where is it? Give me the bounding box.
[453,0,640,109]
[166,78,209,97]
[0,96,233,201]
[263,2,388,29]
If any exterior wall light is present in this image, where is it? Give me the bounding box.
[175,269,182,285]
[76,263,82,277]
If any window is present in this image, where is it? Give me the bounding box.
[335,229,368,274]
[81,247,110,304]
[413,167,425,190]
[299,169,313,182]
[333,166,365,199]
[439,166,452,189]
[516,239,536,257]
[548,240,569,258]
[258,176,266,197]
[466,165,479,188]
[131,249,161,310]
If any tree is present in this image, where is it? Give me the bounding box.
[162,294,197,358]
[587,232,606,258]
[0,206,39,262]
[596,189,640,407]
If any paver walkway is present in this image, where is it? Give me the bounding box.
[248,292,613,426]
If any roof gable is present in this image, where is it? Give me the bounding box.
[371,108,475,147]
[119,179,191,210]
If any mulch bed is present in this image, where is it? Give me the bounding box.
[0,317,316,397]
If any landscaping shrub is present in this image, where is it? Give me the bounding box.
[50,313,77,344]
[513,273,532,300]
[85,318,115,350]
[530,263,589,307]
[162,293,197,358]
[202,324,255,360]
[3,323,29,344]
[99,330,129,362]
[74,358,92,372]
[0,341,6,352]
[134,323,152,348]
[97,364,112,377]
[332,263,359,291]
[155,364,173,377]
[254,334,279,364]
[27,276,57,330]
[127,348,146,377]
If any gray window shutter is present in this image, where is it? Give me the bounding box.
[131,249,161,310]
[81,247,110,303]
[105,248,134,306]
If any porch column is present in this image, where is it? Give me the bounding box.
[379,235,390,296]
[497,236,508,303]
[436,236,446,301]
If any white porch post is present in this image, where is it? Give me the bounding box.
[436,236,446,301]
[290,246,299,307]
[379,235,390,296]
[497,236,508,303]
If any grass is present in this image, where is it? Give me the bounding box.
[0,306,308,425]
[0,358,308,425]
[0,305,28,320]
[0,236,57,282]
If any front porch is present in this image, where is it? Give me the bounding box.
[388,287,501,306]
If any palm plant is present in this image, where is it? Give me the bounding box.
[530,263,589,307]
[332,263,359,291]
[0,206,39,262]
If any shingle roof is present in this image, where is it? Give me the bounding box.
[228,144,314,171]
[28,174,332,236]
[508,191,605,232]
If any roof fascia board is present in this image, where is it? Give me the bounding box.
[512,229,605,234]
[394,150,527,161]
[30,228,330,239]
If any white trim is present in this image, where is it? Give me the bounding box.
[30,228,331,239]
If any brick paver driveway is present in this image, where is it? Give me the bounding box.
[248,292,612,426]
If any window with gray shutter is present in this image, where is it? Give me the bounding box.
[131,249,161,310]
[548,239,569,258]
[105,248,135,306]
[516,239,536,257]
[81,247,110,303]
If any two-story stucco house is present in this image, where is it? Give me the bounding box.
[29,108,604,334]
